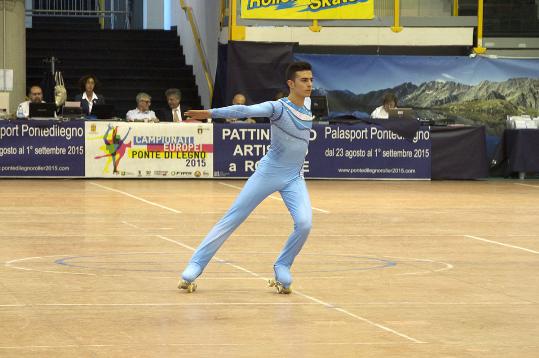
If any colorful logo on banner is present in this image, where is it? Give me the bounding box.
[94,124,132,175]
[241,0,374,20]
[85,122,214,178]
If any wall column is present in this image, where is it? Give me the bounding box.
[0,0,26,114]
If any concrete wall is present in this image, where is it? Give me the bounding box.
[172,0,220,109]
[401,0,452,17]
[0,0,26,114]
[144,0,164,29]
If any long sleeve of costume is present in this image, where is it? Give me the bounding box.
[210,102,280,120]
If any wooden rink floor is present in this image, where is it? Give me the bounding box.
[0,179,538,357]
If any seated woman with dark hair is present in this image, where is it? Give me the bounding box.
[75,75,106,116]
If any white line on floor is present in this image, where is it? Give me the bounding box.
[121,221,140,229]
[89,182,182,214]
[514,183,539,189]
[0,301,531,309]
[464,235,539,255]
[154,234,425,344]
[0,342,406,349]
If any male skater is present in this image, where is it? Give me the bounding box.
[180,61,314,294]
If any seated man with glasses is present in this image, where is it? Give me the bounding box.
[126,92,159,122]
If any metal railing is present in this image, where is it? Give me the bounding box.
[26,0,131,29]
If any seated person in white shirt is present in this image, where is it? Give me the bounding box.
[158,88,183,122]
[126,92,158,122]
[16,85,45,118]
[74,75,106,116]
[371,92,398,119]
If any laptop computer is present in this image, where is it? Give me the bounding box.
[29,102,56,119]
[310,95,329,121]
[90,104,115,120]
[387,108,416,120]
[62,101,83,119]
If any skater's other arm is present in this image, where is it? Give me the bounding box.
[184,102,278,121]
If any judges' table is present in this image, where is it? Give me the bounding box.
[430,126,489,180]
[501,129,539,178]
[0,120,487,179]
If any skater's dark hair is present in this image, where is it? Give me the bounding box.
[286,61,312,82]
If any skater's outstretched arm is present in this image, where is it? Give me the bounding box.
[184,101,279,121]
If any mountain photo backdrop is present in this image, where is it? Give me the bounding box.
[295,54,539,135]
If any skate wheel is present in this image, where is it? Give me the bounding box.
[178,280,197,293]
[178,279,188,290]
[269,280,292,294]
[279,286,292,294]
[187,282,197,293]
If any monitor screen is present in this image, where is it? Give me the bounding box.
[387,108,416,120]
[310,96,329,120]
[29,102,56,118]
[91,104,115,119]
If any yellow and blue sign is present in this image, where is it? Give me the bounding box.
[241,0,374,20]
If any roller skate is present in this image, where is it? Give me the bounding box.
[269,265,292,294]
[178,279,197,293]
[268,279,292,294]
[178,262,202,293]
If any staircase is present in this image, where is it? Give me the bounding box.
[26,19,202,118]
[459,0,539,37]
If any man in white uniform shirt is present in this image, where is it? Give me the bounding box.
[126,92,158,122]
[16,85,45,118]
[371,92,398,119]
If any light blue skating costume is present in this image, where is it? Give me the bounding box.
[181,98,313,291]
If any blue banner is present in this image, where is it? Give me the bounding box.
[213,123,271,177]
[308,124,431,179]
[0,120,85,176]
[213,123,430,179]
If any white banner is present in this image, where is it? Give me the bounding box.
[85,122,213,178]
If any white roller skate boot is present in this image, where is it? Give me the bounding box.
[268,265,292,294]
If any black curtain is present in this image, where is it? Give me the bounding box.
[431,126,489,179]
[40,71,56,104]
[225,41,294,106]
[211,43,228,108]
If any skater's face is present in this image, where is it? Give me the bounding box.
[288,70,313,98]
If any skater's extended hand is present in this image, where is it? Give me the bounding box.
[184,110,210,121]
